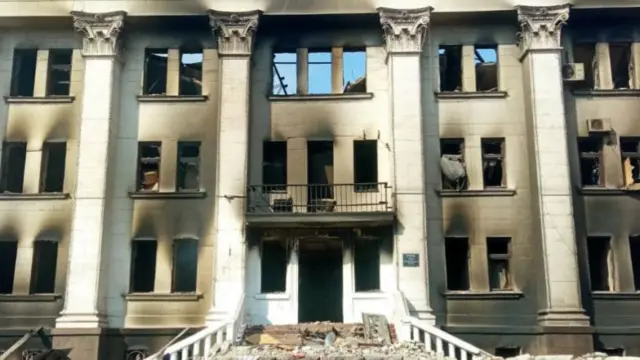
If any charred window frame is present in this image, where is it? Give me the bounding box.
[620,137,640,187]
[609,43,633,90]
[136,142,161,192]
[438,45,462,92]
[629,236,640,291]
[475,45,498,92]
[481,138,505,188]
[487,237,512,291]
[130,240,157,293]
[0,142,27,193]
[260,239,288,293]
[572,43,596,90]
[29,240,58,294]
[0,240,18,294]
[343,47,367,94]
[176,142,201,192]
[353,140,378,192]
[179,49,203,96]
[10,49,37,97]
[272,50,297,96]
[587,236,613,291]
[262,141,287,192]
[308,49,332,95]
[578,137,603,187]
[354,238,381,292]
[40,142,66,193]
[445,237,470,291]
[440,138,467,190]
[143,48,168,95]
[46,49,73,96]
[172,238,198,293]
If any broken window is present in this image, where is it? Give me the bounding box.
[445,237,470,291]
[261,239,288,293]
[308,50,332,94]
[0,142,27,193]
[481,138,505,188]
[46,49,72,96]
[487,237,511,291]
[29,240,58,294]
[172,238,198,293]
[176,142,200,192]
[630,236,640,291]
[587,236,613,291]
[439,46,462,92]
[307,141,334,209]
[440,138,467,190]
[179,49,203,96]
[130,240,157,293]
[263,141,287,191]
[272,51,297,95]
[343,48,366,93]
[354,238,380,292]
[143,49,168,95]
[137,142,161,192]
[495,347,521,358]
[620,137,640,187]
[10,49,37,97]
[39,142,66,193]
[0,241,17,294]
[609,43,633,90]
[475,46,498,91]
[353,140,377,192]
[578,137,603,187]
[573,43,596,89]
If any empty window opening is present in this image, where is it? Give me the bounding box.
[172,238,198,293]
[307,141,334,211]
[130,240,157,293]
[587,236,613,291]
[298,239,343,322]
[630,236,640,291]
[143,49,168,95]
[353,140,378,192]
[30,240,58,294]
[439,46,462,92]
[0,142,27,193]
[272,51,297,95]
[0,241,17,294]
[440,138,467,190]
[40,142,66,193]
[47,49,72,96]
[621,137,640,187]
[177,142,200,191]
[481,138,505,188]
[137,142,161,192]
[308,50,332,94]
[263,141,287,191]
[445,237,470,291]
[10,49,37,97]
[343,48,366,93]
[179,49,203,96]
[354,238,380,292]
[609,43,632,90]
[495,347,521,358]
[487,237,511,291]
[261,239,288,293]
[475,46,498,91]
[578,137,603,187]
[572,43,596,89]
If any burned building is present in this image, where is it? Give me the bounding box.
[0,1,638,359]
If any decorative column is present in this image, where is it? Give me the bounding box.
[378,7,434,322]
[56,11,126,328]
[206,9,261,323]
[517,3,591,345]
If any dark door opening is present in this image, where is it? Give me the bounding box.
[307,141,334,211]
[298,239,343,322]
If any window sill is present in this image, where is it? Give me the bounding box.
[136,95,209,103]
[0,193,70,200]
[444,291,524,300]
[351,291,387,300]
[128,191,207,199]
[572,89,640,97]
[579,187,640,196]
[4,96,75,104]
[254,293,290,300]
[435,91,508,99]
[591,291,640,300]
[436,189,516,197]
[0,294,62,302]
[124,292,203,301]
[269,93,374,102]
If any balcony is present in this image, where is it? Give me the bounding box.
[246,183,394,228]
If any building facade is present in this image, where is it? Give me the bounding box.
[0,0,638,358]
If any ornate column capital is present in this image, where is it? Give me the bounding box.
[208,10,261,56]
[378,6,433,54]
[517,4,570,52]
[72,11,126,57]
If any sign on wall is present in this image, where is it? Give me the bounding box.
[402,253,420,267]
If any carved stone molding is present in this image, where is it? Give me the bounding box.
[71,11,126,57]
[517,4,570,53]
[378,7,433,54]
[208,10,261,56]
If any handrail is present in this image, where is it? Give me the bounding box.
[163,322,226,354]
[405,316,490,357]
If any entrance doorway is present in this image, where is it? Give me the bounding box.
[297,239,343,322]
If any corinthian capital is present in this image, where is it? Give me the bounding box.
[208,10,261,56]
[517,4,570,52]
[378,7,433,54]
[72,11,126,57]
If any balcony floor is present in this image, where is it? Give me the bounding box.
[245,211,394,228]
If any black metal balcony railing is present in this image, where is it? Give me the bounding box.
[246,183,392,214]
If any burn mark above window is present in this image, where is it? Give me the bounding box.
[179,50,203,96]
[475,46,498,92]
[143,49,168,95]
[572,43,596,90]
[343,48,366,93]
[263,141,287,191]
[177,142,200,192]
[587,236,613,291]
[40,142,66,193]
[308,50,332,94]
[30,240,58,294]
[130,240,157,293]
[621,137,640,187]
[439,46,462,92]
[10,49,37,97]
[487,237,511,291]
[137,142,161,192]
[0,142,27,194]
[47,49,73,96]
[578,137,603,187]
[481,138,505,188]
[272,51,297,96]
[440,138,466,190]
[609,43,633,90]
[353,140,378,192]
[445,237,469,291]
